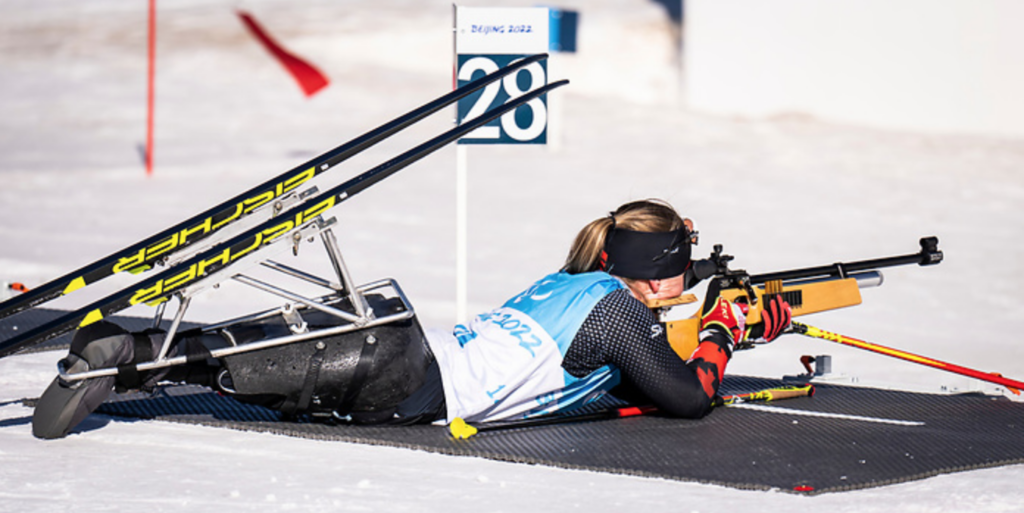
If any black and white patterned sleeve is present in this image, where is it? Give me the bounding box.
[562,289,715,418]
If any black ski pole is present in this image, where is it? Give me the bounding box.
[449,384,815,439]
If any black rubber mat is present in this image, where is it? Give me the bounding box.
[94,376,1024,494]
[12,310,1019,493]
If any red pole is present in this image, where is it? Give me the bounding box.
[793,322,1024,393]
[146,0,156,176]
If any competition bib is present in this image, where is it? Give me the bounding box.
[434,272,626,422]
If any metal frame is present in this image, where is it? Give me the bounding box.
[58,217,415,383]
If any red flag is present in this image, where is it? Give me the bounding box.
[237,11,329,97]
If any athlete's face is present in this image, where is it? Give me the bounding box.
[648,273,686,300]
[628,272,686,302]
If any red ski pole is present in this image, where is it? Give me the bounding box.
[791,322,1023,394]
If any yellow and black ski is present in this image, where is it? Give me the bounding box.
[0,54,548,324]
[0,76,568,358]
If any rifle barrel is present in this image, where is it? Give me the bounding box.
[782,270,883,289]
[747,237,942,285]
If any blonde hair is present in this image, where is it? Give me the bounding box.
[563,199,685,276]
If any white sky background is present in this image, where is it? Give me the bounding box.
[686,0,1024,138]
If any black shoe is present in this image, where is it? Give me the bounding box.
[32,322,131,439]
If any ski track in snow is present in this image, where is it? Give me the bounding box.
[1,1,1023,511]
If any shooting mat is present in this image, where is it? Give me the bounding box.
[5,310,1023,493]
[86,375,1024,494]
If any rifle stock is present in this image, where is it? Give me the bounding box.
[661,276,866,359]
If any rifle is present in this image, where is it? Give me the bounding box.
[649,237,944,359]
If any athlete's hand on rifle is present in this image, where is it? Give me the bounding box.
[761,295,792,341]
[700,296,747,352]
[745,295,792,344]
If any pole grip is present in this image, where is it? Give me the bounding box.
[715,384,816,405]
[763,385,816,401]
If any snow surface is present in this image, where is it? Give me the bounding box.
[2,0,1024,511]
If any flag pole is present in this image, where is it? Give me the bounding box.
[146,0,156,176]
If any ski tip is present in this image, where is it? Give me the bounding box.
[449,417,478,440]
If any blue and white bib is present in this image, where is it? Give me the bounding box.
[427,272,626,423]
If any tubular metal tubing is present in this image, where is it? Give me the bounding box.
[58,278,417,383]
[59,308,414,382]
[233,274,363,325]
[198,294,344,333]
[151,301,167,329]
[197,277,403,335]
[320,228,369,320]
[261,260,341,291]
[155,296,191,362]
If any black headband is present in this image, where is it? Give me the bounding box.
[602,227,692,279]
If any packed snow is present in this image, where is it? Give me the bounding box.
[1,1,1023,511]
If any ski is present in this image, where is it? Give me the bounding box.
[0,78,569,358]
[0,53,548,323]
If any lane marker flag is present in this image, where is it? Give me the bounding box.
[237,11,329,97]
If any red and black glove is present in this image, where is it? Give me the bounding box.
[756,294,792,342]
[700,296,746,353]
[689,295,745,400]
